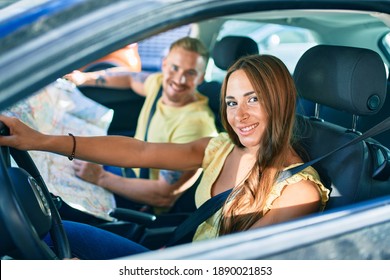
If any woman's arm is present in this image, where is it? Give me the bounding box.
[0,115,211,171]
[250,179,321,228]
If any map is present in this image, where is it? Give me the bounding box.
[3,79,116,221]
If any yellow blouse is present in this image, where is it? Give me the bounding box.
[193,132,330,242]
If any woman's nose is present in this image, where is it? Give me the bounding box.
[236,104,249,121]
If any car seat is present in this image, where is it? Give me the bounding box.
[198,35,259,131]
[296,76,390,149]
[293,45,390,210]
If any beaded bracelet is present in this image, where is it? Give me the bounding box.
[68,133,76,161]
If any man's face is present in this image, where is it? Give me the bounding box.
[161,46,206,107]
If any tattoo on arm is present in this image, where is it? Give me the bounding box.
[160,170,183,185]
[96,75,106,86]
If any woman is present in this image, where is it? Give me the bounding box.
[0,54,329,259]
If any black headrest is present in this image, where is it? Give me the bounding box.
[294,45,387,116]
[212,36,259,70]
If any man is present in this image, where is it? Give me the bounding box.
[65,37,218,213]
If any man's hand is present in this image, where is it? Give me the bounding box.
[64,70,91,86]
[72,159,105,185]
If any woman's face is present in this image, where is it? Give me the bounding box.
[225,69,268,150]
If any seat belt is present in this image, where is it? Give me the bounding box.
[121,86,163,212]
[139,86,162,179]
[165,115,390,247]
[279,114,390,181]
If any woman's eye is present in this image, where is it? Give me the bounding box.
[171,65,179,71]
[249,96,258,103]
[226,101,236,107]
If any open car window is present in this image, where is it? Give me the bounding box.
[205,19,318,82]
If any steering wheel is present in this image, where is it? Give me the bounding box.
[0,122,71,259]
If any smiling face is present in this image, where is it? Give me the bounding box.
[161,46,206,107]
[225,69,268,150]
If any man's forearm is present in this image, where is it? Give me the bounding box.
[82,69,132,88]
[97,172,174,207]
[65,67,133,88]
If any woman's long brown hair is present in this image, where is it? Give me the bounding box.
[219,54,298,235]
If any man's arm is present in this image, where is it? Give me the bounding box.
[63,67,146,96]
[73,160,201,208]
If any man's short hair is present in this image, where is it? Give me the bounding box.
[170,37,209,63]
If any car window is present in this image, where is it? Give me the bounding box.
[205,19,318,82]
[380,32,390,76]
[381,32,390,54]
[138,25,192,72]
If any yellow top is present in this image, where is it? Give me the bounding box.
[133,73,218,180]
[193,132,330,242]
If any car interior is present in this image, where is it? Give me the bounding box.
[1,2,390,260]
[73,38,390,250]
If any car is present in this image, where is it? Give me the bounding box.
[0,0,390,263]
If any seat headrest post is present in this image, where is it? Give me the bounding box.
[314,103,321,119]
[351,115,359,132]
[309,103,324,122]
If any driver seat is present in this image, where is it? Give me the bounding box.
[293,45,390,210]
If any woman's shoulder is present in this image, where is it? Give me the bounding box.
[265,164,330,212]
[284,165,327,193]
